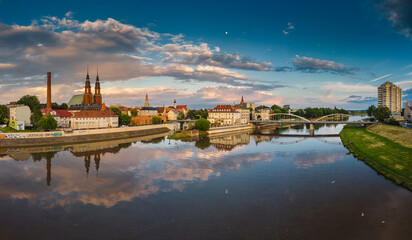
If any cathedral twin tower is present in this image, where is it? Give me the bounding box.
[83,67,102,105]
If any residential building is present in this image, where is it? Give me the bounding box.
[235,107,251,124]
[6,104,31,127]
[404,100,412,122]
[256,108,271,120]
[168,110,180,121]
[71,110,118,129]
[378,82,402,113]
[176,105,188,116]
[41,109,73,128]
[208,104,241,126]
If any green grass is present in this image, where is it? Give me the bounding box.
[167,133,190,140]
[0,127,40,133]
[340,125,412,191]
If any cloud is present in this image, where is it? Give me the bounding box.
[274,55,358,75]
[283,22,295,35]
[370,73,392,82]
[0,14,277,106]
[342,95,378,104]
[375,0,412,39]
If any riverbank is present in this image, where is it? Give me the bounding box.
[340,123,412,191]
[0,124,174,147]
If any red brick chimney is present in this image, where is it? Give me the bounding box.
[47,72,51,109]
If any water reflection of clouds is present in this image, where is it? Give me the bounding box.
[293,150,345,169]
[0,142,271,208]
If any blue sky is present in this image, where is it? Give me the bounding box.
[0,0,411,109]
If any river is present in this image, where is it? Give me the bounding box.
[0,119,411,239]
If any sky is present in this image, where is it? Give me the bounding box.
[0,0,411,109]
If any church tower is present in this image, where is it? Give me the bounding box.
[83,66,94,104]
[144,93,150,107]
[173,99,176,109]
[94,68,102,104]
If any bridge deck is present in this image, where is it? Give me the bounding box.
[250,121,372,124]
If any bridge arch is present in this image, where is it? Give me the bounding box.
[313,114,365,122]
[257,113,311,122]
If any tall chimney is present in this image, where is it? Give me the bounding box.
[47,72,52,109]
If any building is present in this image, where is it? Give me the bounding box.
[236,96,255,111]
[256,108,271,120]
[404,100,412,122]
[208,104,241,126]
[6,104,31,127]
[378,82,402,113]
[67,68,104,111]
[71,110,118,129]
[168,110,180,121]
[235,107,251,124]
[131,94,166,125]
[41,109,73,128]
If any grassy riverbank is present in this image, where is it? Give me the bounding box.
[0,127,39,133]
[340,123,412,191]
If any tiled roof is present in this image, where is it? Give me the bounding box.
[42,109,73,117]
[71,110,117,118]
[209,104,237,113]
[176,105,188,110]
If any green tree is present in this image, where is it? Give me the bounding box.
[194,118,210,131]
[119,114,132,125]
[295,109,305,117]
[195,137,211,150]
[273,109,282,114]
[31,108,43,127]
[177,112,185,120]
[110,107,122,116]
[367,105,376,117]
[152,116,163,124]
[256,105,269,110]
[372,106,391,122]
[200,110,208,119]
[17,95,41,112]
[130,109,138,117]
[271,104,281,110]
[60,103,68,110]
[38,115,57,130]
[0,105,7,124]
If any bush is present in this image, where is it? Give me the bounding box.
[386,118,400,126]
[372,106,391,122]
[119,114,132,125]
[152,116,163,124]
[194,118,210,131]
[38,115,57,130]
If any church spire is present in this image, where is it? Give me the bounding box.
[241,96,244,104]
[144,93,149,107]
[94,67,102,104]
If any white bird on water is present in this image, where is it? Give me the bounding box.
[361,212,365,217]
[225,188,228,194]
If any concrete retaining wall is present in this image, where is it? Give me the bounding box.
[208,124,254,136]
[0,124,174,147]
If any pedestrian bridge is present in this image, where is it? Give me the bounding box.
[250,113,373,136]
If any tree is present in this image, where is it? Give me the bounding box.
[273,109,282,114]
[60,103,68,110]
[0,105,7,124]
[372,106,391,122]
[194,118,210,131]
[295,109,305,117]
[38,115,57,130]
[119,114,132,125]
[110,107,122,116]
[31,108,43,127]
[367,105,376,117]
[271,104,281,110]
[17,95,40,112]
[386,117,400,126]
[256,105,269,110]
[177,112,185,120]
[152,116,163,124]
[51,102,69,110]
[195,137,211,150]
[130,109,138,117]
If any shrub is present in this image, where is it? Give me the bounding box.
[38,115,57,130]
[386,118,400,126]
[152,116,163,124]
[194,118,210,131]
[120,114,132,125]
[372,106,391,122]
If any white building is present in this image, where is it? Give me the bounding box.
[168,110,180,121]
[7,104,31,126]
[235,107,250,124]
[42,109,73,128]
[71,110,118,129]
[208,104,241,126]
[256,108,271,121]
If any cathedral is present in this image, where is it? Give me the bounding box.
[67,68,104,111]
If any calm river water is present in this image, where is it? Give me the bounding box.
[0,121,411,239]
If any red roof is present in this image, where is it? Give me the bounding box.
[41,109,72,117]
[72,110,117,118]
[209,104,237,113]
[176,105,188,110]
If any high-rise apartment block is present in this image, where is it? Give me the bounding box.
[377,82,402,113]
